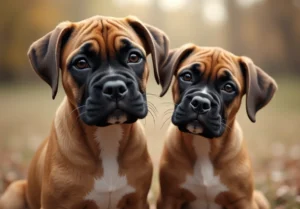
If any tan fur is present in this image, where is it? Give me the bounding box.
[0,16,164,209]
[0,180,27,209]
[158,46,271,209]
[24,99,152,209]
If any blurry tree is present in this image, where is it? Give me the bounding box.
[225,0,300,74]
[225,0,243,54]
[0,0,86,82]
[1,0,300,82]
[264,0,300,73]
[0,0,36,81]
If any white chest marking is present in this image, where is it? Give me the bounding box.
[84,125,135,209]
[180,136,228,209]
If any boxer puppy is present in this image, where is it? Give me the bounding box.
[0,15,169,209]
[157,44,277,209]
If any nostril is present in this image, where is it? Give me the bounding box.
[104,86,113,95]
[119,85,127,94]
[202,102,211,110]
[191,100,198,108]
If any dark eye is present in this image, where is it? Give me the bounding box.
[128,52,141,63]
[74,59,90,69]
[180,72,193,82]
[222,83,235,93]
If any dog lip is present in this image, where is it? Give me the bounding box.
[110,108,124,116]
[186,120,204,134]
[107,108,128,124]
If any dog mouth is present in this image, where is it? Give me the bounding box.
[186,120,204,134]
[80,98,147,127]
[173,110,225,138]
[107,109,128,125]
[180,119,224,138]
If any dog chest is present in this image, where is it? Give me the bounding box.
[180,136,228,209]
[84,125,135,209]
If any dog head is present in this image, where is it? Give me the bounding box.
[159,44,277,138]
[28,15,169,126]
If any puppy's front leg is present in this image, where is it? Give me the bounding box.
[252,190,270,209]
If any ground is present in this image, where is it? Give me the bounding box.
[0,76,299,208]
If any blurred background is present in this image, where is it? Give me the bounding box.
[1,0,300,208]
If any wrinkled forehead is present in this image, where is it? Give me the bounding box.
[62,16,145,60]
[178,47,244,83]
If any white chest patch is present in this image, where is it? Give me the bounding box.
[84,125,135,209]
[180,136,228,209]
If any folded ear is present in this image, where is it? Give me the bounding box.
[159,43,196,97]
[125,16,169,85]
[27,22,73,99]
[239,56,278,122]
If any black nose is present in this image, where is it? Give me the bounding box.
[190,96,211,113]
[102,80,128,100]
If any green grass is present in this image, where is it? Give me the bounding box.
[0,75,299,208]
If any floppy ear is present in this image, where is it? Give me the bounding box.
[239,56,278,122]
[27,22,73,99]
[159,43,196,97]
[125,16,169,85]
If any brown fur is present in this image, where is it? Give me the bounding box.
[0,16,169,209]
[157,45,277,209]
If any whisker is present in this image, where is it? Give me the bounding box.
[147,102,158,114]
[163,108,174,115]
[70,111,86,132]
[148,109,156,126]
[147,104,158,116]
[147,106,157,117]
[160,116,171,130]
[162,112,173,120]
[162,108,174,121]
[163,112,173,118]
[66,105,86,121]
[221,122,232,132]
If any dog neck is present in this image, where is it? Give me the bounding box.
[53,97,134,167]
[179,120,244,166]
